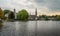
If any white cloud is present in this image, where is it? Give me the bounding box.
[0,0,60,15]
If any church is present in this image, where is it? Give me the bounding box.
[28,8,39,20]
[9,8,38,20]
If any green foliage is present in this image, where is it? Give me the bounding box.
[42,15,46,18]
[56,15,60,20]
[4,10,10,15]
[0,22,3,29]
[41,15,49,20]
[17,9,29,20]
[0,8,4,19]
[8,11,15,19]
[45,17,49,20]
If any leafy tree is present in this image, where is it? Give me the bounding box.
[0,8,4,19]
[8,11,15,19]
[56,15,60,20]
[41,15,49,20]
[45,16,49,20]
[4,10,10,15]
[17,9,29,20]
[41,15,46,18]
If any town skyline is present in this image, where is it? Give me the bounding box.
[0,8,60,16]
[0,0,60,16]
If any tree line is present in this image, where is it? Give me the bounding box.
[0,8,60,21]
[0,8,29,21]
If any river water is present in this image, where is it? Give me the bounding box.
[0,21,60,36]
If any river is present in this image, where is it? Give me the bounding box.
[0,21,60,36]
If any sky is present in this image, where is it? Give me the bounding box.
[0,0,60,16]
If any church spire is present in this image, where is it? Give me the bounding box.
[35,8,37,17]
[14,8,16,19]
[14,8,16,13]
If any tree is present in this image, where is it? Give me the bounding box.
[56,15,60,20]
[41,15,46,18]
[0,8,4,19]
[17,9,29,20]
[4,10,10,15]
[8,11,15,19]
[41,15,49,20]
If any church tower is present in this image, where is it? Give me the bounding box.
[14,8,16,19]
[35,8,37,17]
[35,8,37,20]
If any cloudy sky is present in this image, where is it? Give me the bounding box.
[0,0,60,15]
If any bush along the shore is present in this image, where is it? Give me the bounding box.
[0,22,3,29]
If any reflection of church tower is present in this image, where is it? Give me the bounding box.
[14,8,16,19]
[35,8,37,19]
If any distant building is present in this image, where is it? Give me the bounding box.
[28,15,36,20]
[5,11,10,19]
[35,8,38,20]
[48,16,56,20]
[35,8,37,17]
[5,13,9,18]
[28,8,38,20]
[14,9,17,20]
[39,15,56,20]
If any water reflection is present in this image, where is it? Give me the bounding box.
[0,22,3,30]
[15,21,28,36]
[0,21,60,36]
[0,22,3,36]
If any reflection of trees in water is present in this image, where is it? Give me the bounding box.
[16,22,28,36]
[15,21,30,36]
[0,22,3,29]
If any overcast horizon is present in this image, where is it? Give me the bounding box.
[0,0,60,16]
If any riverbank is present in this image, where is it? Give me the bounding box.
[0,22,3,29]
